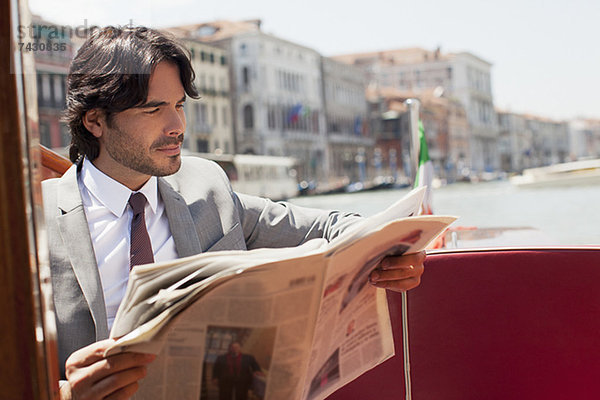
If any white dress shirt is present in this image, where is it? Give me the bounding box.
[78,158,178,330]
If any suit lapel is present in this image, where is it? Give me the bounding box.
[55,164,109,340]
[158,178,204,257]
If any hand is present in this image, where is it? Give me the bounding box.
[369,251,425,293]
[60,339,156,400]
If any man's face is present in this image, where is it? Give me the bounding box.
[93,61,187,189]
[229,342,241,355]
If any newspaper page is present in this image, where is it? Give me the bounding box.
[119,250,328,400]
[109,188,428,345]
[302,216,456,400]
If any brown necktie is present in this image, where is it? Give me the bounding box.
[129,192,154,269]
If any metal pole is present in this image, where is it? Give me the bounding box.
[405,98,421,185]
[402,98,421,400]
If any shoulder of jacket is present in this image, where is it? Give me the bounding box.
[181,156,218,167]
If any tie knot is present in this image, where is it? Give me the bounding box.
[129,192,147,216]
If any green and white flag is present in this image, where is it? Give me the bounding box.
[413,120,434,215]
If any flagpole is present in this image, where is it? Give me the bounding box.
[401,98,421,400]
[406,98,421,185]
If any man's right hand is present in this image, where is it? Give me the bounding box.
[60,339,156,400]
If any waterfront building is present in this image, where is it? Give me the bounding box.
[30,15,75,151]
[180,39,234,155]
[497,110,570,171]
[321,57,374,184]
[366,86,469,182]
[169,20,329,184]
[334,48,499,176]
[568,118,600,160]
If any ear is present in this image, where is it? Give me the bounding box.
[82,109,106,139]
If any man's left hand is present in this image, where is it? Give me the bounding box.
[369,251,425,292]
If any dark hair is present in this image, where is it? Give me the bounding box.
[64,26,199,162]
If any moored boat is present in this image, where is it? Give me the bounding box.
[510,158,600,188]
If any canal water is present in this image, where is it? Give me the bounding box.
[288,180,600,248]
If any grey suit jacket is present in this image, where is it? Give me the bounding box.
[42,156,359,378]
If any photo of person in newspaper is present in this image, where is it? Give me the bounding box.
[212,342,263,400]
[204,326,273,400]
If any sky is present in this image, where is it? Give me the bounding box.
[28,0,600,121]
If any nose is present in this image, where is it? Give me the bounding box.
[164,107,185,136]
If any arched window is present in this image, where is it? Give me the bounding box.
[242,66,250,87]
[243,104,254,129]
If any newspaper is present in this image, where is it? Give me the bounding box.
[106,187,456,400]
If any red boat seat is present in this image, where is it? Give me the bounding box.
[327,248,600,400]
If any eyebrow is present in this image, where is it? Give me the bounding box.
[137,95,186,109]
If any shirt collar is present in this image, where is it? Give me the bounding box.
[81,157,158,217]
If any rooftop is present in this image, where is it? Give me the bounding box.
[166,19,262,42]
[333,47,449,66]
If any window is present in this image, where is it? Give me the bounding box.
[242,67,250,87]
[42,74,51,102]
[194,103,202,126]
[196,25,217,37]
[39,120,51,147]
[59,122,70,147]
[196,139,208,153]
[267,106,276,129]
[53,74,63,105]
[243,104,254,129]
[222,106,229,127]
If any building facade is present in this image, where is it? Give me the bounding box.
[321,57,374,184]
[170,20,387,186]
[569,119,600,160]
[182,39,234,155]
[31,16,75,151]
[171,21,329,183]
[367,87,469,182]
[497,111,570,172]
[334,48,499,176]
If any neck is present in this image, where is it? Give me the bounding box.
[90,156,151,191]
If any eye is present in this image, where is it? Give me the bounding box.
[176,103,185,110]
[145,108,160,114]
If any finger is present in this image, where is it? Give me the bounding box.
[66,339,118,370]
[93,365,147,399]
[370,263,424,283]
[68,352,154,397]
[105,382,140,400]
[87,352,156,384]
[380,251,426,270]
[371,276,422,292]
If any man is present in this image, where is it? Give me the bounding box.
[43,26,425,399]
[212,342,263,400]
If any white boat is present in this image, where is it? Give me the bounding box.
[184,151,300,200]
[510,158,600,187]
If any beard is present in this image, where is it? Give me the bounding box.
[103,123,184,177]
